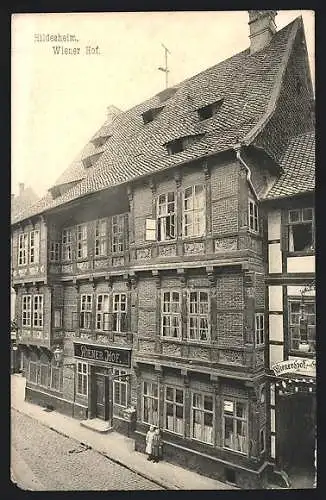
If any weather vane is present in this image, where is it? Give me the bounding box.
[158,43,171,89]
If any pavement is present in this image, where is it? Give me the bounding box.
[10,374,235,490]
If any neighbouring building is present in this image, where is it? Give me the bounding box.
[10,11,315,489]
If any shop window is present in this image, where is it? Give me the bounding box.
[29,361,38,384]
[255,313,264,345]
[62,228,73,261]
[248,199,259,233]
[157,192,176,241]
[50,242,61,262]
[96,294,110,331]
[183,185,206,237]
[95,219,107,257]
[288,299,316,353]
[22,295,32,327]
[191,392,214,444]
[187,290,210,342]
[39,363,49,387]
[18,233,28,266]
[223,399,248,454]
[164,386,184,435]
[76,224,88,259]
[112,293,127,333]
[54,309,62,328]
[288,208,314,252]
[80,294,92,329]
[76,362,88,396]
[33,295,43,328]
[142,381,159,425]
[51,365,62,392]
[112,214,126,253]
[29,230,40,265]
[113,368,128,408]
[161,290,181,338]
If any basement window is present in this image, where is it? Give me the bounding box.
[197,99,223,121]
[288,208,314,252]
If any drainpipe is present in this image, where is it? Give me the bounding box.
[234,144,259,201]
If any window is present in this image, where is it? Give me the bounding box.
[112,215,125,253]
[187,290,210,341]
[183,185,206,237]
[142,381,159,425]
[192,392,214,444]
[288,299,316,352]
[51,365,63,392]
[29,361,38,384]
[248,199,259,232]
[77,224,88,259]
[29,230,40,264]
[165,386,184,435]
[33,295,43,328]
[166,134,204,155]
[22,295,32,327]
[96,294,109,331]
[95,219,107,257]
[255,313,264,345]
[80,294,92,329]
[18,233,28,266]
[39,364,49,387]
[288,208,314,252]
[260,428,266,453]
[197,100,223,121]
[157,192,176,241]
[50,242,61,262]
[145,219,156,241]
[161,291,181,338]
[113,368,128,407]
[77,362,88,396]
[62,228,72,261]
[223,399,248,454]
[142,106,164,124]
[113,293,127,333]
[54,309,62,328]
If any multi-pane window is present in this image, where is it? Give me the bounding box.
[255,313,264,345]
[77,362,88,396]
[288,208,314,252]
[192,392,214,444]
[50,242,61,262]
[113,293,127,333]
[54,309,62,328]
[39,364,49,387]
[29,361,38,384]
[112,215,125,253]
[165,386,184,435]
[187,290,210,341]
[18,233,28,266]
[161,291,181,338]
[113,368,128,407]
[33,295,43,328]
[96,294,109,331]
[157,192,176,241]
[62,228,72,261]
[142,381,159,425]
[22,295,32,327]
[95,219,107,257]
[145,219,156,241]
[183,185,206,237]
[77,224,88,259]
[80,294,92,329]
[51,365,63,392]
[288,299,316,352]
[248,199,259,232]
[29,230,40,264]
[223,399,248,454]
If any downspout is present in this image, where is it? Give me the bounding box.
[234,144,259,201]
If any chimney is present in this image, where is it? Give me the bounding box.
[19,182,25,196]
[248,10,277,54]
[106,105,121,123]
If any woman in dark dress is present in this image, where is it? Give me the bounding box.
[152,427,163,463]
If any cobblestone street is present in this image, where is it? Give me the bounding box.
[11,410,162,491]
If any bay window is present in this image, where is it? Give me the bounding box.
[33,295,43,328]
[255,313,264,346]
[183,185,206,237]
[142,381,159,425]
[157,192,176,241]
[112,215,125,253]
[112,293,127,333]
[192,392,214,444]
[77,224,88,259]
[248,199,259,233]
[187,290,210,341]
[50,242,61,262]
[95,219,107,257]
[165,386,184,435]
[18,233,28,266]
[80,294,92,329]
[96,294,109,331]
[29,230,40,264]
[161,290,181,338]
[62,228,72,261]
[22,295,32,327]
[223,399,248,454]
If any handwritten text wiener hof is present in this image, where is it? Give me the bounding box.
[34,33,100,55]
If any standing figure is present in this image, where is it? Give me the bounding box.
[145,425,155,461]
[152,427,163,463]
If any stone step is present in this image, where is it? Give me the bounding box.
[80,418,113,433]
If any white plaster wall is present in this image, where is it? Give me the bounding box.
[269,314,284,342]
[268,243,282,274]
[287,256,315,273]
[269,344,284,368]
[267,210,281,240]
[268,286,283,311]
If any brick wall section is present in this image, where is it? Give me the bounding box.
[254,272,265,309]
[133,183,153,244]
[137,278,157,336]
[216,273,244,347]
[210,161,239,236]
[63,285,77,331]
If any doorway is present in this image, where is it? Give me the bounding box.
[92,370,112,424]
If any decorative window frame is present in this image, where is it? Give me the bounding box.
[191,391,214,445]
[164,386,185,436]
[161,289,182,339]
[186,289,210,342]
[182,184,206,238]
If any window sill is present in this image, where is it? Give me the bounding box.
[190,436,214,447]
[223,446,248,456]
[163,428,184,437]
[288,350,316,358]
[286,251,315,257]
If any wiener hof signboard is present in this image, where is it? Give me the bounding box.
[73,342,131,368]
[272,357,316,378]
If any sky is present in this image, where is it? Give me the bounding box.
[11,10,315,198]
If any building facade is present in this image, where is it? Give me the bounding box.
[11,12,315,489]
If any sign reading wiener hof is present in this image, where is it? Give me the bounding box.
[73,342,131,367]
[272,357,316,378]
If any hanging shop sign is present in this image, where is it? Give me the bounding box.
[272,357,316,377]
[73,342,131,368]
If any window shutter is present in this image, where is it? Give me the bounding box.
[145,218,156,241]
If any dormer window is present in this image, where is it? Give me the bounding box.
[82,152,102,169]
[165,134,204,155]
[142,106,164,124]
[91,136,111,148]
[197,99,223,121]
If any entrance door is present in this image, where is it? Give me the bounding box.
[95,374,107,420]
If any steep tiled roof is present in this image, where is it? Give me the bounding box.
[12,17,303,226]
[264,131,315,199]
[11,187,39,222]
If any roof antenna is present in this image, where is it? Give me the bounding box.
[158,43,171,89]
